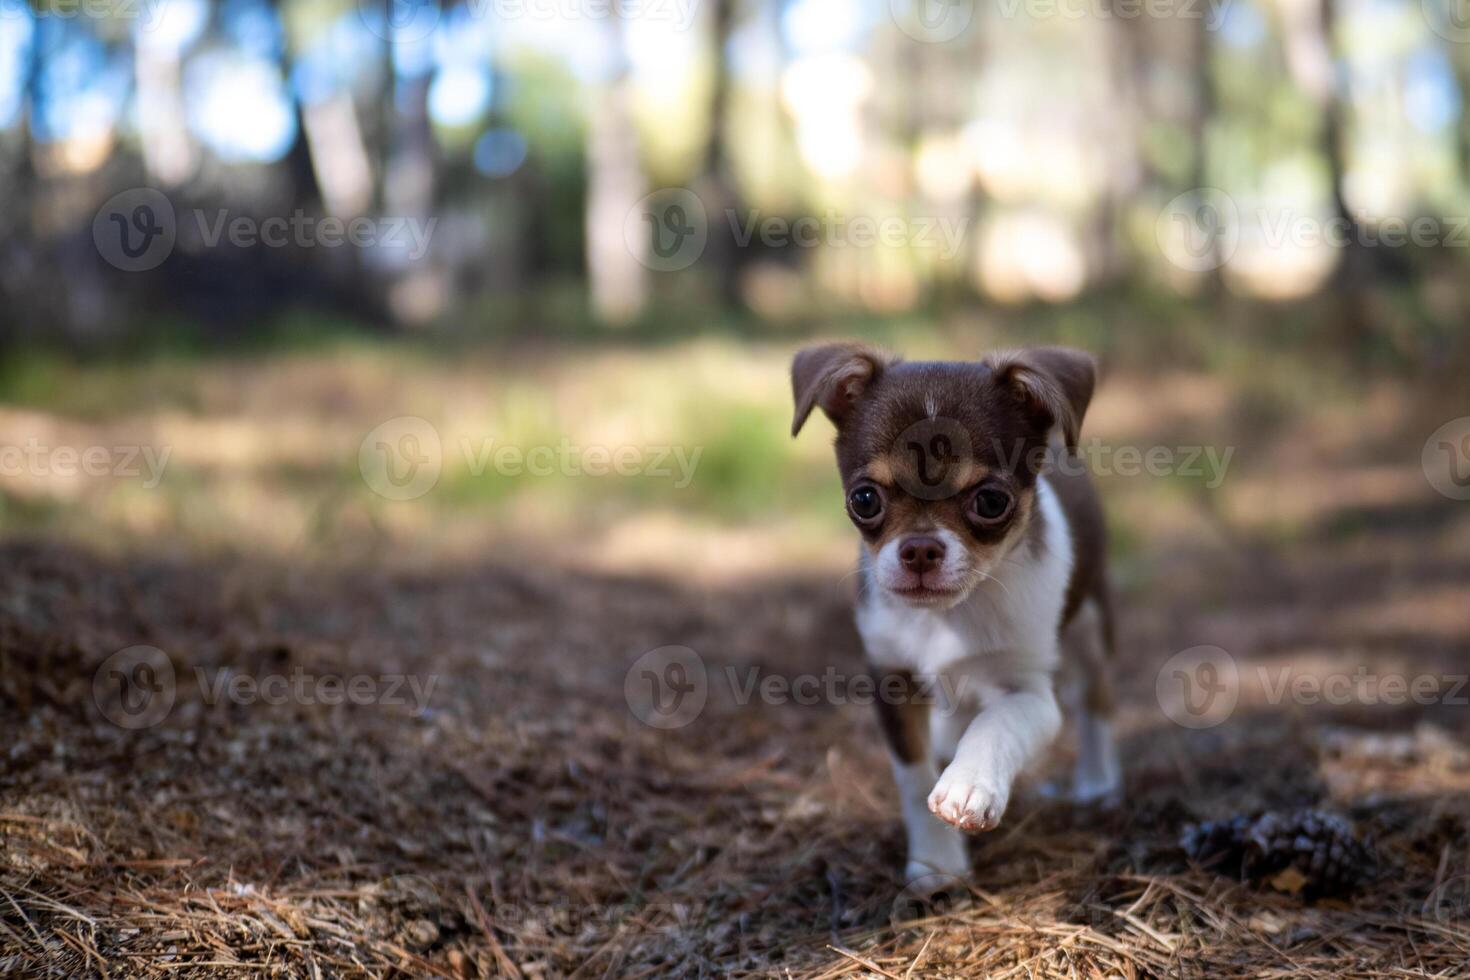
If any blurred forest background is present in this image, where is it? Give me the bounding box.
[6,0,1470,341]
[0,0,1468,562]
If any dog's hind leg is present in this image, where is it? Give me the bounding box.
[1060,596,1122,805]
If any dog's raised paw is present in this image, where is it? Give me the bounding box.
[928,768,1008,833]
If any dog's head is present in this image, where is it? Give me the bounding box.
[791,343,1095,609]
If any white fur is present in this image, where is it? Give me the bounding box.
[869,525,973,598]
[859,476,1075,876]
[892,759,969,890]
[858,476,1073,677]
[1059,599,1122,802]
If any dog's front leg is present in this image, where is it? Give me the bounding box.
[927,674,1061,832]
[873,669,970,889]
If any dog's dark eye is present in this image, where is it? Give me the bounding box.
[847,486,883,523]
[970,486,1014,525]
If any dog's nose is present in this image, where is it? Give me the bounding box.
[899,536,945,574]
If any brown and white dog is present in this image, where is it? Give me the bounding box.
[791,343,1121,891]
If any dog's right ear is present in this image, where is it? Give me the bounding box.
[790,343,893,436]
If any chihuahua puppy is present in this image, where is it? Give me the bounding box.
[791,343,1121,890]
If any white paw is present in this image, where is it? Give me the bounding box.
[901,864,967,902]
[904,834,969,889]
[928,767,1009,833]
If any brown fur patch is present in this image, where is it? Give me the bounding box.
[871,669,928,764]
[863,457,895,486]
[861,481,1038,594]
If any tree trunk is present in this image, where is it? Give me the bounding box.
[134,41,194,186]
[383,71,442,324]
[1280,0,1372,355]
[1189,13,1221,295]
[585,16,647,324]
[700,0,743,310]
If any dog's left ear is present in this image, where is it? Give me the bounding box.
[790,342,894,436]
[985,347,1096,452]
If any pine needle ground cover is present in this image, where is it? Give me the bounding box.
[2,339,1468,977]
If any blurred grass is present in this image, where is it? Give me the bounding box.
[0,294,1462,575]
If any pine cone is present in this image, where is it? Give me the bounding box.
[1180,814,1253,872]
[1181,809,1376,898]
